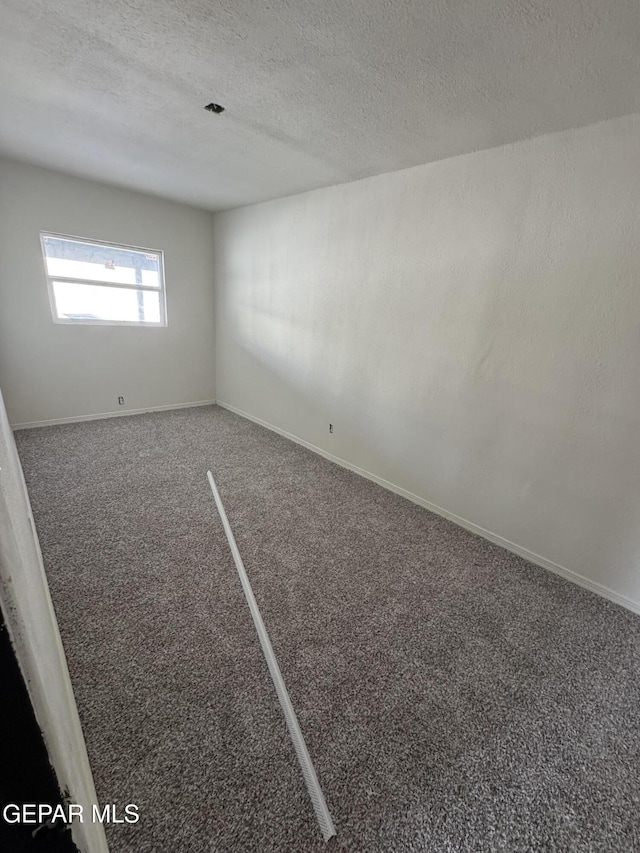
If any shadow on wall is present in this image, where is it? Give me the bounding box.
[214,125,640,609]
[222,287,640,609]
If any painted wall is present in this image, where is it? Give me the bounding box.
[0,158,216,426]
[214,113,640,612]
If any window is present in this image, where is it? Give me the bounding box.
[40,233,166,326]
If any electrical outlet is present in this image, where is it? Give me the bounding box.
[329,423,333,434]
[118,396,125,406]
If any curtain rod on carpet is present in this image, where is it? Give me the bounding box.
[206,470,336,843]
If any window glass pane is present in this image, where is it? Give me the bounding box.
[142,290,161,323]
[43,235,161,288]
[141,268,160,287]
[52,282,161,324]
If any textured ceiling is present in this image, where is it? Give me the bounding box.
[1,0,640,211]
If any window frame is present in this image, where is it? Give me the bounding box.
[40,231,168,328]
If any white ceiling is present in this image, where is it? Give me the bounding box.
[1,0,639,211]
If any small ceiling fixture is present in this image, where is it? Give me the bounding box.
[204,102,225,114]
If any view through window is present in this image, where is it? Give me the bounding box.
[41,233,166,326]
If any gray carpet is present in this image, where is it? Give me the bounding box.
[15,405,640,853]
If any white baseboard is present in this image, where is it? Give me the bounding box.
[12,399,217,430]
[217,400,640,617]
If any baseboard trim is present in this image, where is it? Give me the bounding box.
[216,400,640,617]
[12,399,217,430]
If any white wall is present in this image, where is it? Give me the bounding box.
[214,113,640,612]
[0,158,216,426]
[0,387,107,853]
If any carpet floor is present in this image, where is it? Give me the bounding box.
[15,405,640,853]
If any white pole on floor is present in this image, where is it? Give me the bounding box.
[206,471,336,843]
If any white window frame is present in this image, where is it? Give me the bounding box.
[40,231,168,327]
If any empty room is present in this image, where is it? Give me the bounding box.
[1,1,639,852]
